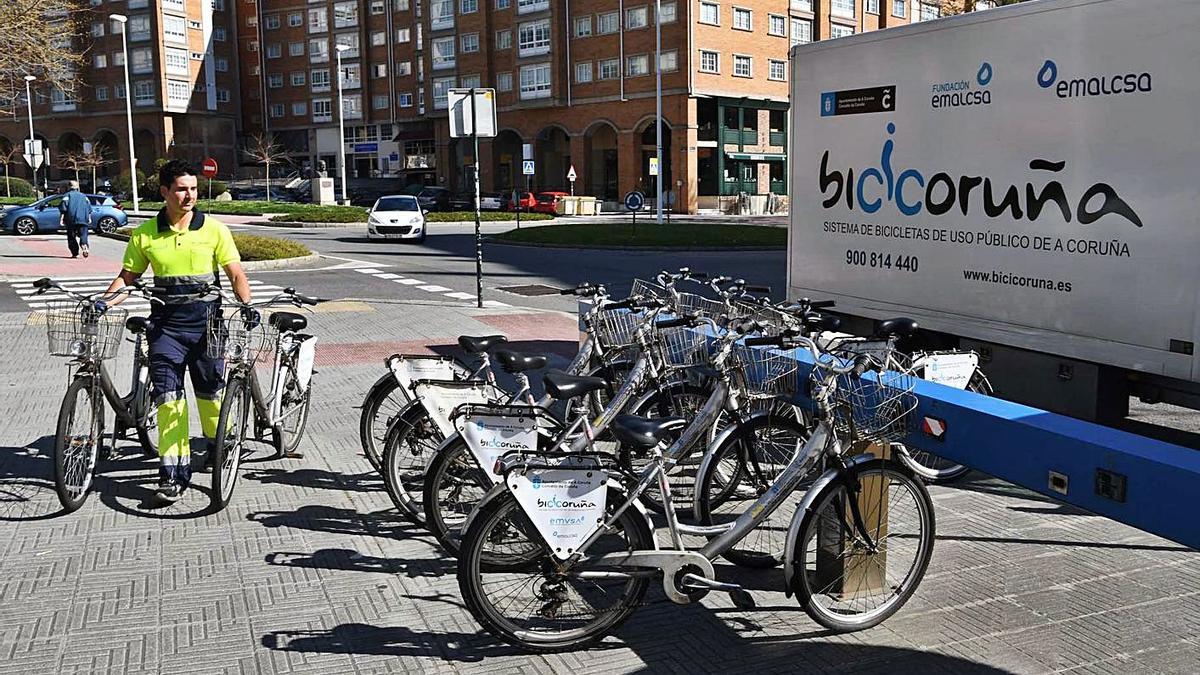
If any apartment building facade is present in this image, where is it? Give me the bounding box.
[0,0,243,187]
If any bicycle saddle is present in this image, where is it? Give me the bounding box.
[458,334,508,353]
[875,317,918,338]
[492,349,548,373]
[124,316,150,334]
[543,369,608,400]
[611,415,687,450]
[269,311,308,333]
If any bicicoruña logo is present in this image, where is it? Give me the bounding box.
[1037,59,1152,98]
[537,496,596,509]
[818,122,1143,227]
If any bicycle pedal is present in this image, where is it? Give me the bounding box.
[680,572,742,594]
[728,588,756,610]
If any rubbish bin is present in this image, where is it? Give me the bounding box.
[578,196,598,216]
[560,196,579,216]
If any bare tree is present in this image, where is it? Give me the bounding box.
[936,0,1028,15]
[0,1,84,117]
[57,150,87,184]
[243,133,290,203]
[78,143,111,192]
[0,143,22,197]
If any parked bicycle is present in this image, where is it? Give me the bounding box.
[33,277,161,512]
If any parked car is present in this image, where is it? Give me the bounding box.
[413,186,452,212]
[4,194,128,236]
[366,195,426,243]
[507,191,537,212]
[478,192,506,211]
[230,186,296,202]
[531,191,570,215]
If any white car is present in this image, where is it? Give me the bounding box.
[367,195,426,242]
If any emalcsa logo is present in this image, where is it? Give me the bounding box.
[1037,59,1152,98]
[931,62,993,110]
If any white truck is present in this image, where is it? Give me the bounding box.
[787,0,1199,424]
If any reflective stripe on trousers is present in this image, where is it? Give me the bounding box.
[150,325,225,487]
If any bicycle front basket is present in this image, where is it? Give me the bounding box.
[630,278,669,300]
[594,307,644,351]
[655,324,712,368]
[44,300,128,360]
[207,309,276,363]
[730,342,801,398]
[830,369,917,442]
[675,292,728,323]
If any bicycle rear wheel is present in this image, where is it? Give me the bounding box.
[421,436,491,556]
[381,401,444,524]
[358,373,408,471]
[620,382,712,516]
[791,458,935,632]
[212,376,251,511]
[272,362,312,457]
[134,387,160,458]
[54,376,105,513]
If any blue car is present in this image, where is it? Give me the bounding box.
[3,194,128,236]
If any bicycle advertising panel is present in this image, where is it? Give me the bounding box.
[456,410,539,480]
[917,352,978,390]
[415,380,503,436]
[507,457,607,560]
[388,355,467,392]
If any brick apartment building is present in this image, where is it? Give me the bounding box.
[0,0,242,190]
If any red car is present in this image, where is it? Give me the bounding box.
[530,191,570,215]
[507,191,537,212]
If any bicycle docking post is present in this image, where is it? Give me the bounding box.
[814,440,890,599]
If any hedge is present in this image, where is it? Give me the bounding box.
[1,176,36,198]
[425,211,554,223]
[268,205,369,223]
[231,233,312,261]
[0,197,35,206]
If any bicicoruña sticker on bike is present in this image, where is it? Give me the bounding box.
[389,356,460,390]
[457,412,538,479]
[919,352,977,390]
[507,464,607,560]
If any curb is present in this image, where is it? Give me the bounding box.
[96,230,322,271]
[259,221,365,228]
[482,237,785,252]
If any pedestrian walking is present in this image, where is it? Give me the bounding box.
[59,180,93,259]
[101,160,251,503]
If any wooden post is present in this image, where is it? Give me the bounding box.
[814,441,890,599]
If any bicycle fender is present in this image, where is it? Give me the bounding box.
[782,452,879,597]
[461,481,509,535]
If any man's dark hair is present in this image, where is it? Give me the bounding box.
[158,159,199,188]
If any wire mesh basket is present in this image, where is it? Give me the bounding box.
[206,309,277,363]
[829,368,917,442]
[731,300,794,331]
[730,342,802,398]
[44,300,128,360]
[630,278,668,300]
[593,306,645,351]
[655,325,712,368]
[675,292,729,322]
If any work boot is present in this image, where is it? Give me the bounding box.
[154,479,185,503]
[81,245,89,258]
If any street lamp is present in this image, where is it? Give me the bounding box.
[655,0,664,224]
[335,43,351,206]
[22,76,37,196]
[110,13,139,212]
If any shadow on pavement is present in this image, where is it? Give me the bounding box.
[247,504,421,539]
[243,466,381,493]
[0,436,62,521]
[261,621,531,663]
[266,547,454,578]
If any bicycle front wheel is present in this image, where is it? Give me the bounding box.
[791,458,935,632]
[272,363,312,457]
[458,488,652,653]
[421,436,491,556]
[381,401,445,524]
[212,376,252,511]
[54,376,105,513]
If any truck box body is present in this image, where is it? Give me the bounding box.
[787,0,1200,390]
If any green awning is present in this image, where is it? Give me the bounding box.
[726,152,786,161]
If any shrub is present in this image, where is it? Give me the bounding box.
[425,211,553,223]
[0,176,36,198]
[269,205,369,223]
[198,177,227,198]
[231,233,311,261]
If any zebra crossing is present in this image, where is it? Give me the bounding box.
[9,276,289,312]
[352,267,510,307]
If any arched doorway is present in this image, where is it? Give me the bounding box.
[91,130,121,181]
[583,122,619,202]
[56,132,85,182]
[492,129,523,195]
[535,126,569,192]
[638,119,673,208]
[134,128,158,178]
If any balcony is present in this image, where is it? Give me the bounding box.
[723,128,758,145]
[769,130,786,147]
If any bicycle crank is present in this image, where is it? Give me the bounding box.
[679,572,757,610]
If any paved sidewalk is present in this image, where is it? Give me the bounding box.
[0,233,128,281]
[0,301,1197,674]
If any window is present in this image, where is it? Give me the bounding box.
[270,103,285,117]
[518,20,550,56]
[94,54,107,68]
[374,94,390,109]
[866,0,880,14]
[290,42,305,56]
[917,2,940,20]
[129,15,151,41]
[213,0,225,9]
[597,11,619,34]
[248,41,258,52]
[341,63,361,88]
[575,62,592,83]
[573,16,592,37]
[733,54,751,77]
[91,21,105,37]
[51,88,76,112]
[626,6,648,29]
[769,59,786,80]
[517,0,549,13]
[430,0,454,30]
[371,0,386,14]
[519,63,551,99]
[433,76,454,108]
[461,33,479,53]
[162,0,185,13]
[333,1,358,28]
[289,12,303,26]
[165,48,189,76]
[192,51,204,61]
[461,74,481,89]
[831,0,855,17]
[495,0,510,8]
[496,29,512,49]
[335,32,359,58]
[113,51,125,67]
[292,101,307,115]
[116,84,125,99]
[660,50,678,72]
[267,43,282,59]
[134,80,155,106]
[217,58,229,72]
[268,73,284,88]
[308,8,327,32]
[598,58,619,80]
[214,26,227,41]
[265,14,280,29]
[830,23,855,38]
[396,28,410,43]
[396,0,411,9]
[312,98,332,122]
[626,54,648,77]
[699,3,719,25]
[310,38,329,62]
[372,31,386,46]
[461,0,478,12]
[768,14,785,35]
[791,18,811,46]
[166,80,190,107]
[658,2,677,23]
[311,69,331,91]
[432,37,455,69]
[733,7,751,30]
[497,72,512,91]
[373,63,387,78]
[397,61,411,75]
[217,89,229,103]
[398,93,413,107]
[129,0,147,7]
[699,50,718,73]
[291,71,306,86]
[96,85,109,101]
[131,48,153,74]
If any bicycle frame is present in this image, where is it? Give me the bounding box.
[66,332,152,434]
[231,326,316,428]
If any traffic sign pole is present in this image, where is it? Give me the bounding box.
[471,88,483,309]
